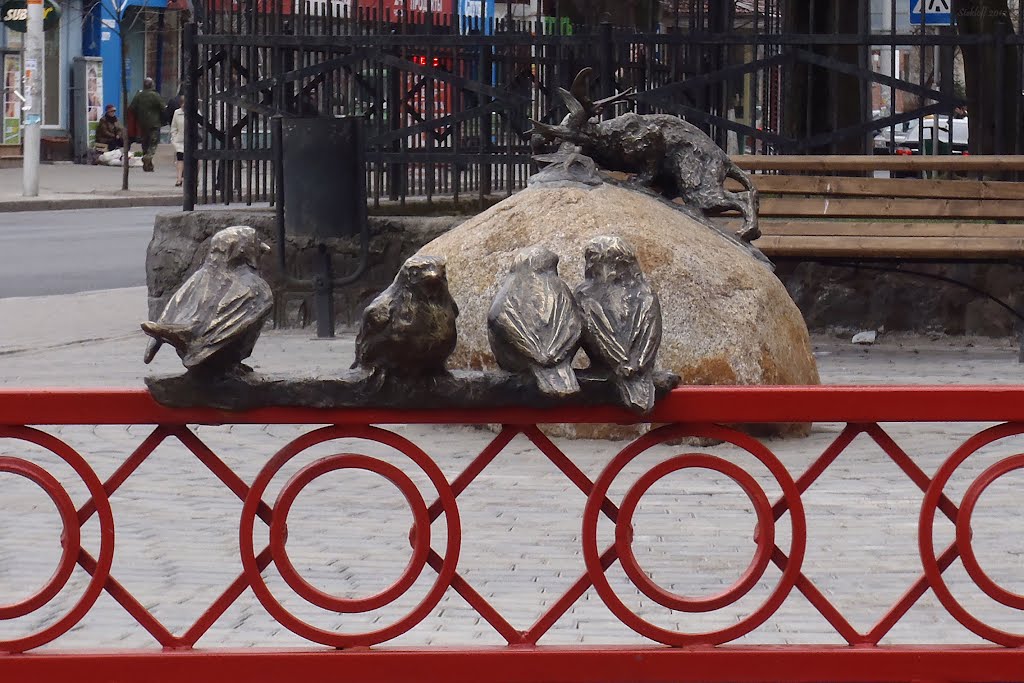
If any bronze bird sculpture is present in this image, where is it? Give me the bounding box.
[142,225,273,376]
[574,236,663,414]
[352,255,459,378]
[488,246,583,397]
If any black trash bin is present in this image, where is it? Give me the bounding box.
[274,115,369,338]
[280,116,367,238]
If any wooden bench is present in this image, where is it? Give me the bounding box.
[721,162,1024,355]
[746,175,1024,261]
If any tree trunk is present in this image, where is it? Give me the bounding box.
[121,23,130,191]
[953,0,1021,157]
[783,0,868,154]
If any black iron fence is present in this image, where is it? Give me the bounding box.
[182,3,1024,209]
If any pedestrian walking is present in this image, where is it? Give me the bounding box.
[129,77,165,172]
[170,95,186,187]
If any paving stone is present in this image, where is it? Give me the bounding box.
[2,290,1024,649]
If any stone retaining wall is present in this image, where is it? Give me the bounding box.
[147,209,464,328]
[148,209,1021,337]
[777,261,1022,338]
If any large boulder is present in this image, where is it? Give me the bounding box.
[417,181,820,438]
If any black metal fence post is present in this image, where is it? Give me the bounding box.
[479,37,493,198]
[388,42,404,201]
[182,22,198,212]
[995,22,1007,157]
[599,20,615,103]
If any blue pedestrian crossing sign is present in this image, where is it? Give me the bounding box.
[910,0,952,25]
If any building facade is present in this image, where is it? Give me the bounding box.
[1,0,183,153]
[82,0,185,116]
[1,0,84,139]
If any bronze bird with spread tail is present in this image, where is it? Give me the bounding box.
[488,246,583,397]
[574,236,663,413]
[142,225,274,376]
[353,255,459,378]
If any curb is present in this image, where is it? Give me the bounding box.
[0,194,184,213]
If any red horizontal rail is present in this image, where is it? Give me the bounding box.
[3,647,1024,683]
[2,386,1024,682]
[2,385,1024,425]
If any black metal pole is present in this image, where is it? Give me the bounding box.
[313,244,336,338]
[182,22,198,211]
[479,37,493,198]
[599,20,614,103]
[273,116,286,277]
[995,22,1007,157]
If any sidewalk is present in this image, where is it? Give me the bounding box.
[2,287,1024,649]
[2,286,1021,387]
[0,145,183,212]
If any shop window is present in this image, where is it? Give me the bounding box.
[2,26,24,49]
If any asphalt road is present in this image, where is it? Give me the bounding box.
[0,206,166,298]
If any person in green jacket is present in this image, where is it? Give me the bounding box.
[129,77,165,172]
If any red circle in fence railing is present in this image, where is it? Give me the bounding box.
[615,454,775,614]
[269,454,431,613]
[582,423,805,647]
[957,453,1024,611]
[240,425,460,648]
[0,456,81,620]
[920,423,1024,647]
[0,427,114,653]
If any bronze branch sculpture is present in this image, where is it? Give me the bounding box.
[145,232,677,414]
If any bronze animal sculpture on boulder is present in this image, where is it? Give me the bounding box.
[142,226,274,377]
[531,68,760,242]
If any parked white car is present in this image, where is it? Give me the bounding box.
[897,115,969,155]
[875,115,969,155]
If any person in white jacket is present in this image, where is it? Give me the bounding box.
[170,96,185,187]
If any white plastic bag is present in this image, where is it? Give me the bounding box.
[97,148,144,167]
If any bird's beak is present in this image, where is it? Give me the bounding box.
[422,265,446,283]
[260,241,271,255]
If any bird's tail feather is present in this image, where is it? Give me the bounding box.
[532,362,580,397]
[141,322,192,353]
[618,375,656,414]
[143,338,162,364]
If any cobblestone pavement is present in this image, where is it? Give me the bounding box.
[1,288,1023,649]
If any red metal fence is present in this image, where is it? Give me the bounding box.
[1,387,1023,682]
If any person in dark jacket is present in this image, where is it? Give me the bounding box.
[129,77,165,172]
[94,104,124,150]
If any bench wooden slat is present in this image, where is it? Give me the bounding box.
[757,197,1024,220]
[755,220,1024,239]
[725,175,1024,201]
[757,234,1024,260]
[734,154,1024,172]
